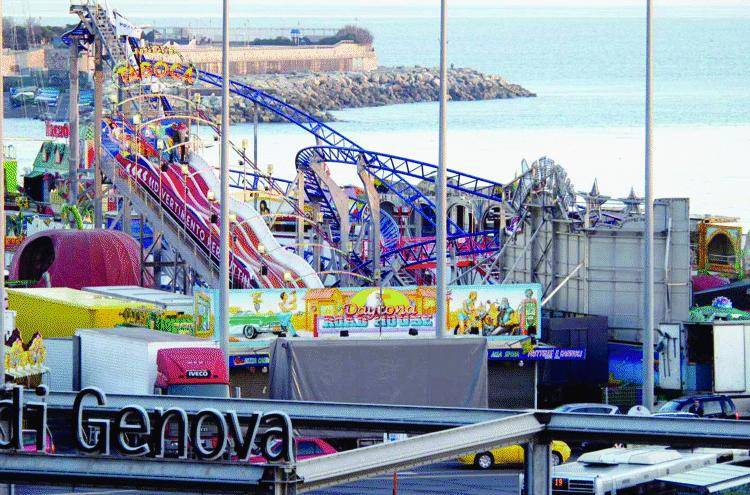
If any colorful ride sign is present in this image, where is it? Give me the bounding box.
[194,284,542,342]
[113,61,198,88]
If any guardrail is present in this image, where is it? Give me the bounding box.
[7,391,750,494]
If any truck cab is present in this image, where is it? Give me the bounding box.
[155,347,230,398]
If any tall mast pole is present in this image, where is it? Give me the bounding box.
[93,38,104,228]
[0,0,6,385]
[642,0,655,410]
[219,0,231,372]
[68,43,80,210]
[435,0,448,338]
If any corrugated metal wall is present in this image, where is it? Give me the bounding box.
[501,199,691,342]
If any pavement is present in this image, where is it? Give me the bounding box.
[310,462,522,495]
[11,462,522,495]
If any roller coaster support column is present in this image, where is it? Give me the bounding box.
[68,42,80,209]
[358,157,381,280]
[219,0,231,370]
[312,204,322,274]
[296,172,305,257]
[310,159,350,284]
[435,0,448,337]
[254,102,259,174]
[152,235,163,289]
[93,38,104,228]
[122,198,131,235]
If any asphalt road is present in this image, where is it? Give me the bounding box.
[11,462,522,495]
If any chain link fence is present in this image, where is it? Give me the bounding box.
[601,385,643,413]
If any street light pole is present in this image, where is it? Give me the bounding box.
[68,42,80,210]
[0,0,6,385]
[219,0,231,372]
[642,0,655,410]
[93,38,104,228]
[435,0,448,338]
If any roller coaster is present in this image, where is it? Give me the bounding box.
[64,0,638,293]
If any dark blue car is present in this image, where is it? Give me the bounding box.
[658,394,739,419]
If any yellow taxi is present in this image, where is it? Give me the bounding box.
[458,440,571,470]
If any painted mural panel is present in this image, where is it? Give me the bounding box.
[194,284,542,341]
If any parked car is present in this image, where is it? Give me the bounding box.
[22,428,56,453]
[658,394,739,420]
[249,437,337,463]
[650,412,699,418]
[552,404,621,452]
[0,424,56,454]
[458,440,571,470]
[553,403,621,415]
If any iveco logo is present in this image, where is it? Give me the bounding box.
[186,370,210,378]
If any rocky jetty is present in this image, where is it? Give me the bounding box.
[197,66,534,124]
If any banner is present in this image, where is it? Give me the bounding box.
[194,284,542,342]
[113,61,198,88]
[45,121,70,138]
[488,347,586,361]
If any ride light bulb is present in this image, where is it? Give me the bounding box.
[181,164,190,175]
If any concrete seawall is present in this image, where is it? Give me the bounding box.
[2,41,376,78]
[170,41,377,75]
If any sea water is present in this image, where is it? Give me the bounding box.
[6,4,750,224]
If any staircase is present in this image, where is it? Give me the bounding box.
[392,263,417,286]
[70,1,218,284]
[71,2,130,69]
[99,151,219,287]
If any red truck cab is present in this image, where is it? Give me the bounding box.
[155,347,230,398]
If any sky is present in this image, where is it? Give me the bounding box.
[8,0,748,21]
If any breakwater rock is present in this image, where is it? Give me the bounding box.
[197,66,534,124]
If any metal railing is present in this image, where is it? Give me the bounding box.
[99,152,219,286]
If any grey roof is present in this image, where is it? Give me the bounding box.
[81,286,194,309]
[658,463,750,492]
[75,327,207,343]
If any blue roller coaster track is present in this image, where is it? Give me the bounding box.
[69,4,513,280]
[182,67,510,237]
[295,146,511,234]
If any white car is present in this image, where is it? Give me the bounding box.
[553,403,621,415]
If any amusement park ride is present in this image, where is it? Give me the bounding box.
[19,1,650,298]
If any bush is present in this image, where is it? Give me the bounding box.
[250,36,295,46]
[335,25,373,45]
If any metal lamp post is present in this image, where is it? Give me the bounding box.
[0,0,5,385]
[219,0,231,370]
[435,0,448,338]
[643,0,655,411]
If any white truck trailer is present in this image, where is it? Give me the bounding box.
[75,327,220,395]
